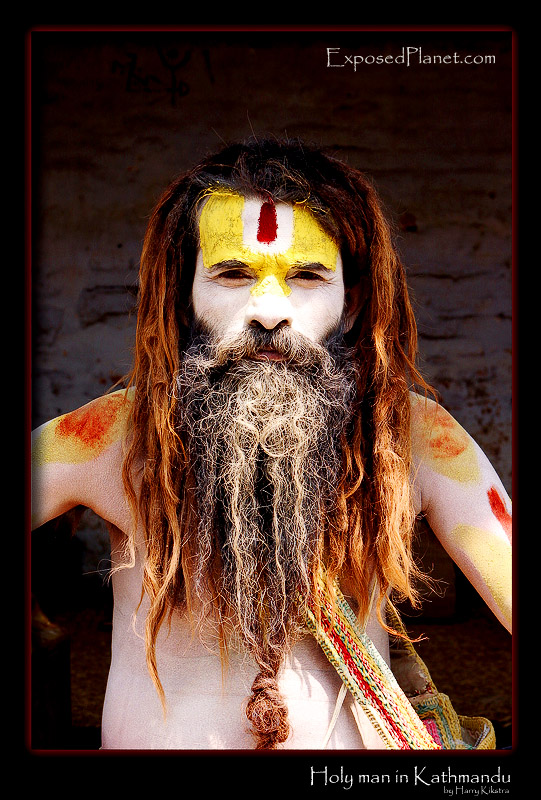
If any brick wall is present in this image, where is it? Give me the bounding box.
[30,30,513,571]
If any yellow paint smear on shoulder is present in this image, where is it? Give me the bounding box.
[452,523,512,629]
[33,388,133,466]
[411,398,480,483]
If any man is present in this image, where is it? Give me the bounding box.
[31,137,512,750]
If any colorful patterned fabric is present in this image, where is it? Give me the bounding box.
[305,575,440,749]
[386,604,496,750]
[306,575,495,750]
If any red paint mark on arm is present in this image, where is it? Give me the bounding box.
[257,201,278,243]
[488,486,512,542]
[55,393,126,452]
[427,408,469,458]
[429,432,468,459]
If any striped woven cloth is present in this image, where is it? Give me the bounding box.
[305,575,440,750]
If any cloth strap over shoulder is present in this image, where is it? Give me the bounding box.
[305,573,495,750]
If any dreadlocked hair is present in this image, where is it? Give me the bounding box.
[120,135,435,748]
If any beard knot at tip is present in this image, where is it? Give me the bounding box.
[246,671,290,749]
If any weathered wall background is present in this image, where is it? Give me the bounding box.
[31,30,513,573]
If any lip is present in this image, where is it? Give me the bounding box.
[252,349,285,361]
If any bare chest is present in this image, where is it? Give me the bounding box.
[101,555,390,750]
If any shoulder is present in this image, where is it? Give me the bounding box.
[408,391,482,484]
[409,391,470,451]
[31,388,136,532]
[32,387,134,467]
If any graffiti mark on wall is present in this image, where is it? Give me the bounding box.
[112,46,192,106]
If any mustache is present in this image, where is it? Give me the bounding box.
[182,317,352,372]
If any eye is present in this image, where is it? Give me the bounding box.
[211,265,254,285]
[220,269,251,279]
[289,269,327,284]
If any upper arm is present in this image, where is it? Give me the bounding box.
[31,389,133,531]
[410,392,512,632]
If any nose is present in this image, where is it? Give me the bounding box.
[245,292,293,331]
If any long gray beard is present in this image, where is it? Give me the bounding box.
[174,323,357,665]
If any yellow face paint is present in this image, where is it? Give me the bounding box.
[32,390,131,466]
[198,191,339,297]
[451,523,512,629]
[413,402,480,483]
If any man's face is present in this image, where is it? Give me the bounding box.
[191,191,347,349]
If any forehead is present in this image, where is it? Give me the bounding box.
[197,191,339,271]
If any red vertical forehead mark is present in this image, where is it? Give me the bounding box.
[257,200,278,243]
[488,486,512,542]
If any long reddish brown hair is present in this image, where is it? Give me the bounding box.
[121,137,433,746]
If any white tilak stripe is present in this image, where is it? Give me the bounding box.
[241,198,294,253]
